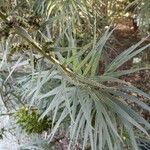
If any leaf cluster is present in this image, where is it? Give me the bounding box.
[0,1,150,150]
[15,107,52,134]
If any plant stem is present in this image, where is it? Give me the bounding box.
[0,11,115,91]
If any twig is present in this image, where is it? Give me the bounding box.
[0,112,15,116]
[0,10,116,91]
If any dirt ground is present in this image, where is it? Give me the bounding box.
[109,17,150,121]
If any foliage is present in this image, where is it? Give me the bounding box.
[0,0,150,150]
[126,0,150,32]
[15,106,52,134]
[138,0,150,32]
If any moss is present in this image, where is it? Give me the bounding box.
[15,106,52,134]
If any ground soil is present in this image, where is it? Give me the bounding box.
[107,17,150,121]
